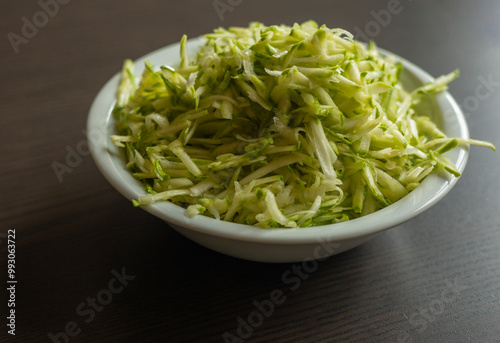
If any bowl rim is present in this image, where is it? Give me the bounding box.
[87,36,469,245]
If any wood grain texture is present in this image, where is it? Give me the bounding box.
[1,1,499,342]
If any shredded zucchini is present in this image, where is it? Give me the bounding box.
[111,21,495,228]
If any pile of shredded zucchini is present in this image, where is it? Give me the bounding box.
[111,21,495,228]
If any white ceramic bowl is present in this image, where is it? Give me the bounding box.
[87,37,469,263]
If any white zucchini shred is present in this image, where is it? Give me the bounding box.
[111,21,496,228]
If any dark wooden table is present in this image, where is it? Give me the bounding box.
[2,1,500,342]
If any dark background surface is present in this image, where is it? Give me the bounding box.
[1,1,500,342]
